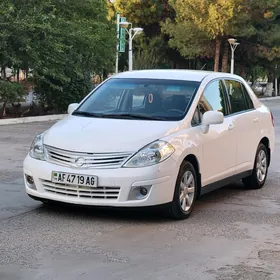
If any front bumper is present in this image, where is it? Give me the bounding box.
[23,155,178,207]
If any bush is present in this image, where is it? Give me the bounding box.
[0,80,25,118]
[35,72,93,113]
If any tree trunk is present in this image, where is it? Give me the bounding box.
[214,38,221,72]
[221,42,229,72]
[1,67,6,79]
[0,101,7,118]
[251,72,256,85]
[17,69,20,82]
[102,69,108,80]
[239,64,245,78]
[264,73,274,97]
[194,58,197,70]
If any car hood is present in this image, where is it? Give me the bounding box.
[43,115,180,153]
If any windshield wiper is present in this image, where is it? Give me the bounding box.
[73,111,165,120]
[102,113,165,120]
[72,111,104,118]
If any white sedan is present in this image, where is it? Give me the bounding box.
[23,70,275,219]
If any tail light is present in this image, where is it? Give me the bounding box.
[271,112,274,126]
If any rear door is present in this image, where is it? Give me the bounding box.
[223,79,260,174]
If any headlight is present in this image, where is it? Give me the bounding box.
[29,133,45,160]
[123,140,175,168]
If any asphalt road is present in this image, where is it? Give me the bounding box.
[0,100,280,280]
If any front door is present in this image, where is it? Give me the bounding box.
[196,79,238,186]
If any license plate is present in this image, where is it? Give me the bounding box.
[52,172,98,187]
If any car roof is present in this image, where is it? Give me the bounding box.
[112,69,242,82]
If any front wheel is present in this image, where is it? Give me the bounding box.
[168,161,198,220]
[242,143,269,189]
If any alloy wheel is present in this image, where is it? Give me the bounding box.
[179,170,195,212]
[256,149,267,183]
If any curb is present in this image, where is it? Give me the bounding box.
[0,114,66,126]
[259,96,280,101]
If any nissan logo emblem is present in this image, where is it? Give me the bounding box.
[75,157,85,167]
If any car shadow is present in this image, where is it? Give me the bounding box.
[38,201,170,224]
[35,180,254,223]
[198,180,248,202]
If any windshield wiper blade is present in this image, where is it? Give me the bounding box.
[102,113,165,120]
[72,111,104,118]
[73,111,165,120]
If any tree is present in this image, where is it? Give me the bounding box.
[230,1,280,92]
[108,0,189,69]
[163,0,254,71]
[162,17,214,60]
[32,0,116,111]
[252,6,280,95]
[0,80,24,118]
[132,36,168,70]
[162,0,280,77]
[108,0,173,34]
[0,0,115,113]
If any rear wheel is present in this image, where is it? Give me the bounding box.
[168,161,198,220]
[242,143,268,189]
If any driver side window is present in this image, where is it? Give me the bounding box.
[192,80,227,125]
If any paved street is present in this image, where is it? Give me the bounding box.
[0,100,280,280]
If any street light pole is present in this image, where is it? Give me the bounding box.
[115,12,120,74]
[228,38,240,74]
[230,46,235,74]
[128,28,133,71]
[119,22,143,71]
[275,64,278,96]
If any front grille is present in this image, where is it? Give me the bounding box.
[45,145,132,169]
[41,180,120,199]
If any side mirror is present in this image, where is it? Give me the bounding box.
[68,103,79,114]
[201,110,224,134]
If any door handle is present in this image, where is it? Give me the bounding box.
[228,124,235,131]
[253,118,259,123]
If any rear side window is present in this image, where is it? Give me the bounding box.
[224,80,248,114]
[241,83,254,109]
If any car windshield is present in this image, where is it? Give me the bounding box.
[74,78,200,121]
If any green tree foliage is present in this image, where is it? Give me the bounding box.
[35,71,94,113]
[108,0,186,69]
[133,36,169,69]
[232,0,280,85]
[162,17,214,59]
[163,0,247,71]
[162,0,280,75]
[0,80,24,117]
[0,0,115,112]
[108,0,173,29]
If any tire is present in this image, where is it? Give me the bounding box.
[167,161,198,220]
[242,143,269,189]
